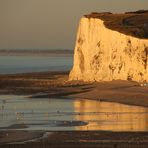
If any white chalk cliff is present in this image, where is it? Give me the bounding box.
[69,17,148,82]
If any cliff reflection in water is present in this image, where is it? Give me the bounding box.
[74,99,148,131]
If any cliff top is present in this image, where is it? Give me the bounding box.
[84,10,148,39]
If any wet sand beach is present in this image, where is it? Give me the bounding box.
[1,131,148,148]
[0,71,148,107]
[0,130,43,145]
[0,71,148,147]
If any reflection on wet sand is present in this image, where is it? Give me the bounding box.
[74,99,148,131]
[1,95,148,131]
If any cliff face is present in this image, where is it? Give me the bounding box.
[69,17,148,82]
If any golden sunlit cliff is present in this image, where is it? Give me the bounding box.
[69,11,148,82]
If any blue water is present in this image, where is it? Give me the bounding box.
[0,55,73,74]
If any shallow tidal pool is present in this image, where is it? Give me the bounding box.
[0,95,148,131]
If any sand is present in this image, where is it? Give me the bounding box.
[0,130,43,145]
[1,131,148,148]
[0,71,148,147]
[0,71,148,107]
[69,80,148,107]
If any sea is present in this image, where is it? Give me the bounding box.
[0,50,148,132]
[1,95,148,131]
[0,50,73,74]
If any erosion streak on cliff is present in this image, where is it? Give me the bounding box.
[69,17,148,82]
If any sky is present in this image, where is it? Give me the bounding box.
[0,0,147,50]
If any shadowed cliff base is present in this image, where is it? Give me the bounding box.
[84,10,148,39]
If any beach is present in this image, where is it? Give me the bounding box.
[1,131,148,147]
[0,71,148,147]
[0,1,148,147]
[0,71,148,107]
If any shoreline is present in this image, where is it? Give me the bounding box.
[0,71,148,107]
[1,130,148,147]
[0,71,148,147]
[0,130,44,145]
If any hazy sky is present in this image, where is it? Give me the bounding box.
[0,0,147,49]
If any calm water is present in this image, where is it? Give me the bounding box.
[0,95,148,131]
[0,55,73,74]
